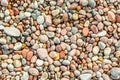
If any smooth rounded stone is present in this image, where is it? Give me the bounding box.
[13,60,22,68]
[82,28,89,36]
[0,38,6,44]
[74,70,80,76]
[54,61,61,66]
[88,0,96,8]
[49,51,57,58]
[96,71,102,78]
[29,68,39,76]
[86,44,93,52]
[40,35,48,43]
[53,37,60,44]
[108,11,116,22]
[37,16,44,24]
[37,48,48,59]
[2,69,9,75]
[45,15,52,25]
[110,68,120,79]
[24,12,31,17]
[14,42,22,50]
[62,60,70,66]
[0,71,2,75]
[61,78,69,80]
[16,76,20,80]
[70,35,77,43]
[52,9,60,16]
[81,0,88,6]
[1,55,8,59]
[21,72,29,80]
[60,66,67,71]
[40,72,48,80]
[4,27,20,37]
[7,64,14,71]
[23,66,30,71]
[1,62,8,68]
[95,14,102,21]
[71,27,78,34]
[36,59,43,66]
[77,39,84,47]
[32,43,39,49]
[98,42,106,49]
[50,1,56,6]
[90,25,98,33]
[49,64,55,71]
[104,47,111,56]
[33,1,38,9]
[4,9,9,16]
[103,21,111,26]
[31,55,37,63]
[21,58,26,65]
[46,32,55,38]
[97,30,107,37]
[62,71,70,76]
[92,56,98,61]
[0,25,4,30]
[103,59,112,64]
[73,13,79,20]
[93,46,99,55]
[1,0,8,6]
[117,9,120,14]
[80,73,92,80]
[102,73,110,80]
[97,22,104,30]
[69,49,76,56]
[13,54,21,60]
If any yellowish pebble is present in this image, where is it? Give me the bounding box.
[98,56,103,61]
[7,59,13,64]
[55,53,60,60]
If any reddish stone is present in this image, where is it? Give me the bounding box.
[60,51,65,58]
[90,25,98,33]
[82,28,89,36]
[116,14,120,23]
[27,51,33,61]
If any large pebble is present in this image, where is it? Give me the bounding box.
[46,32,55,38]
[108,11,116,22]
[93,46,99,55]
[104,47,111,56]
[110,68,120,79]
[36,59,44,66]
[1,0,8,6]
[40,35,48,43]
[13,60,22,68]
[29,68,39,76]
[21,72,29,80]
[4,27,20,37]
[62,60,70,66]
[37,16,44,24]
[81,0,88,6]
[45,15,52,25]
[80,73,92,80]
[98,42,106,49]
[97,30,107,37]
[37,48,48,59]
[0,38,6,44]
[88,0,96,8]
[14,42,22,50]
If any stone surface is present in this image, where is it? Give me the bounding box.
[110,68,120,79]
[80,73,92,80]
[4,27,20,37]
[29,68,39,76]
[37,48,48,59]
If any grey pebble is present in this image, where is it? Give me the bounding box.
[110,68,120,79]
[62,60,70,66]
[88,0,96,8]
[81,0,88,6]
[14,42,22,50]
[98,41,106,49]
[7,64,14,71]
[37,16,44,24]
[21,72,29,80]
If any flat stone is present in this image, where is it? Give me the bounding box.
[62,60,70,66]
[4,27,20,37]
[37,48,48,59]
[45,15,52,25]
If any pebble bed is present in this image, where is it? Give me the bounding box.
[0,0,120,80]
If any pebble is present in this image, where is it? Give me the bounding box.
[102,73,110,80]
[40,35,48,43]
[82,28,89,36]
[104,47,111,56]
[1,0,8,6]
[45,15,52,25]
[40,72,48,80]
[26,51,33,60]
[49,51,57,58]
[108,11,116,22]
[53,37,60,44]
[29,68,39,76]
[21,72,29,80]
[88,0,96,8]
[92,56,98,61]
[98,42,106,49]
[110,68,120,79]
[7,64,14,71]
[73,13,79,20]
[36,59,44,66]
[4,27,20,37]
[81,0,88,6]
[37,16,44,24]
[91,25,98,33]
[52,9,60,16]
[37,48,48,59]
[97,30,107,37]
[93,46,99,55]
[0,38,6,44]
[80,73,92,80]
[46,32,55,38]
[74,70,80,76]
[71,27,78,34]
[14,42,22,50]
[13,60,22,68]
[62,60,70,66]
